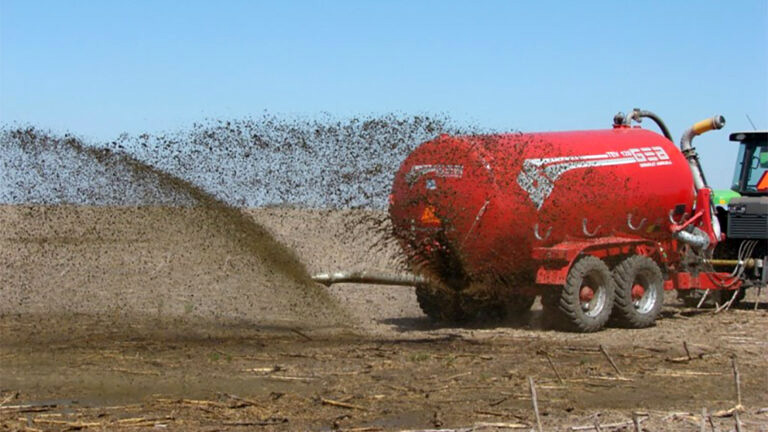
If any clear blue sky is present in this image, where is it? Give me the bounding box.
[1,0,766,188]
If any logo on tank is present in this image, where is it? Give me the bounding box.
[406,164,464,186]
[517,147,671,209]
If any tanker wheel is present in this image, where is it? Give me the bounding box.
[547,255,615,332]
[610,256,664,328]
[415,287,466,322]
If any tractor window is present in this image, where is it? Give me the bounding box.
[758,146,768,167]
[732,142,768,193]
[746,144,768,192]
[744,144,768,192]
[731,143,747,191]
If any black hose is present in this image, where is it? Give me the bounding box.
[624,109,674,141]
[637,110,674,141]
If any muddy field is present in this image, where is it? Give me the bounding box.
[1,205,767,431]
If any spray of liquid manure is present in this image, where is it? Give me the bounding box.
[0,114,473,340]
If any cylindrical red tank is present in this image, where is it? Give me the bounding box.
[389,126,695,285]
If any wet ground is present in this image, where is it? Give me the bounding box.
[2,305,768,431]
[1,206,767,431]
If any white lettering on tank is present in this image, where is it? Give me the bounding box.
[406,164,463,185]
[517,147,671,209]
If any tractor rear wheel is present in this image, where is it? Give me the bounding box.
[544,255,615,332]
[611,256,664,328]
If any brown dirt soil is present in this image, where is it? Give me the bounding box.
[1,205,767,431]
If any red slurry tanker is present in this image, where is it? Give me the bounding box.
[315,109,767,332]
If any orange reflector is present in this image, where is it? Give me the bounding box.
[757,171,768,191]
[421,205,441,225]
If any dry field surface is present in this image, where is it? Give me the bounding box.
[1,205,766,431]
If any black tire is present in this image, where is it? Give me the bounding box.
[611,256,664,328]
[544,256,615,332]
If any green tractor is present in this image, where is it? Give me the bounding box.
[699,131,768,306]
[714,131,768,211]
[714,131,768,240]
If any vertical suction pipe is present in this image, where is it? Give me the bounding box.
[680,115,726,191]
[679,115,726,244]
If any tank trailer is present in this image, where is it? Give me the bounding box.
[314,109,767,332]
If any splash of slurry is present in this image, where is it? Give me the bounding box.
[2,115,485,278]
[2,127,313,287]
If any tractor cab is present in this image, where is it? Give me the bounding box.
[730,131,768,196]
[726,131,768,240]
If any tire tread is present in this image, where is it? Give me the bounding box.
[552,255,614,333]
[611,255,664,328]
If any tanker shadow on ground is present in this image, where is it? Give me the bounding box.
[382,304,767,333]
[379,309,554,333]
[667,302,768,318]
[740,301,768,310]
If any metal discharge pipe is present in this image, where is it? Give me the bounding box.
[674,226,711,250]
[312,270,429,287]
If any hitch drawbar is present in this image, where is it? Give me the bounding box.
[311,270,429,287]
